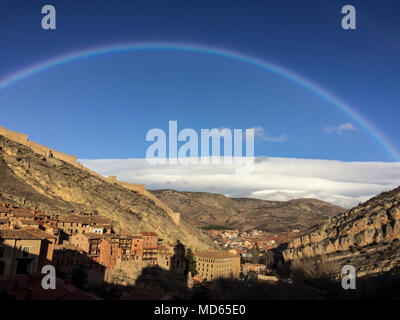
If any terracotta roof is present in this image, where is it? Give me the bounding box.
[102,233,140,240]
[158,244,172,253]
[12,211,34,217]
[120,232,143,239]
[21,221,40,226]
[77,233,104,239]
[131,235,144,239]
[102,237,119,243]
[58,216,91,223]
[54,244,82,251]
[0,228,56,240]
[194,249,238,260]
[90,223,110,228]
[34,212,50,217]
[140,232,158,237]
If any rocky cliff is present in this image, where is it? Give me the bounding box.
[151,189,344,233]
[283,187,400,277]
[0,134,213,250]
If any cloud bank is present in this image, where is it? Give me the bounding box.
[80,157,400,209]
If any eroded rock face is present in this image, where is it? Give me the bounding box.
[283,187,400,276]
[0,135,214,250]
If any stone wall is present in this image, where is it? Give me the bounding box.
[51,149,78,166]
[108,178,181,225]
[0,125,181,226]
[141,189,181,225]
[0,125,78,167]
[26,140,52,157]
[0,126,28,146]
[117,181,146,194]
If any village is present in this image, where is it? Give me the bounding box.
[205,228,301,258]
[0,202,286,298]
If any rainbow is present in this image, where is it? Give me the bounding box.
[0,41,398,161]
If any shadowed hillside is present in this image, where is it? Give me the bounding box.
[0,134,213,250]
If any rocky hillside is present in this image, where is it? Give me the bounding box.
[283,187,400,278]
[0,134,213,250]
[151,189,344,233]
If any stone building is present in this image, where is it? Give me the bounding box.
[69,232,145,270]
[98,236,120,269]
[70,233,103,269]
[53,244,88,274]
[57,214,111,240]
[242,263,267,275]
[0,228,56,279]
[140,232,158,266]
[157,242,186,274]
[194,250,240,282]
[131,235,144,261]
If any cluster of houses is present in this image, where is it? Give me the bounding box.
[0,203,242,292]
[206,228,301,255]
[0,203,188,279]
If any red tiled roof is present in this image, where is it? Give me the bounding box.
[0,228,56,240]
[77,233,104,239]
[140,232,158,236]
[194,249,238,259]
[12,210,34,217]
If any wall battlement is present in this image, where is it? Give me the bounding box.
[0,126,28,146]
[0,126,79,167]
[0,125,180,226]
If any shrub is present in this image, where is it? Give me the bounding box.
[290,256,339,282]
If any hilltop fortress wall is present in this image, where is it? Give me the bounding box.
[0,125,180,225]
[0,126,28,146]
[0,126,79,166]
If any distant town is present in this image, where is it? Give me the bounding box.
[205,228,301,254]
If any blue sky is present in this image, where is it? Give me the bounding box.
[0,0,400,161]
[0,1,399,206]
[0,0,399,162]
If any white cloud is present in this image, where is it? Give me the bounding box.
[252,126,287,142]
[79,156,400,209]
[324,122,357,135]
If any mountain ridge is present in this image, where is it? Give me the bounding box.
[150,189,345,233]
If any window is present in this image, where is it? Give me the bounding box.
[22,247,30,257]
[0,247,5,258]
